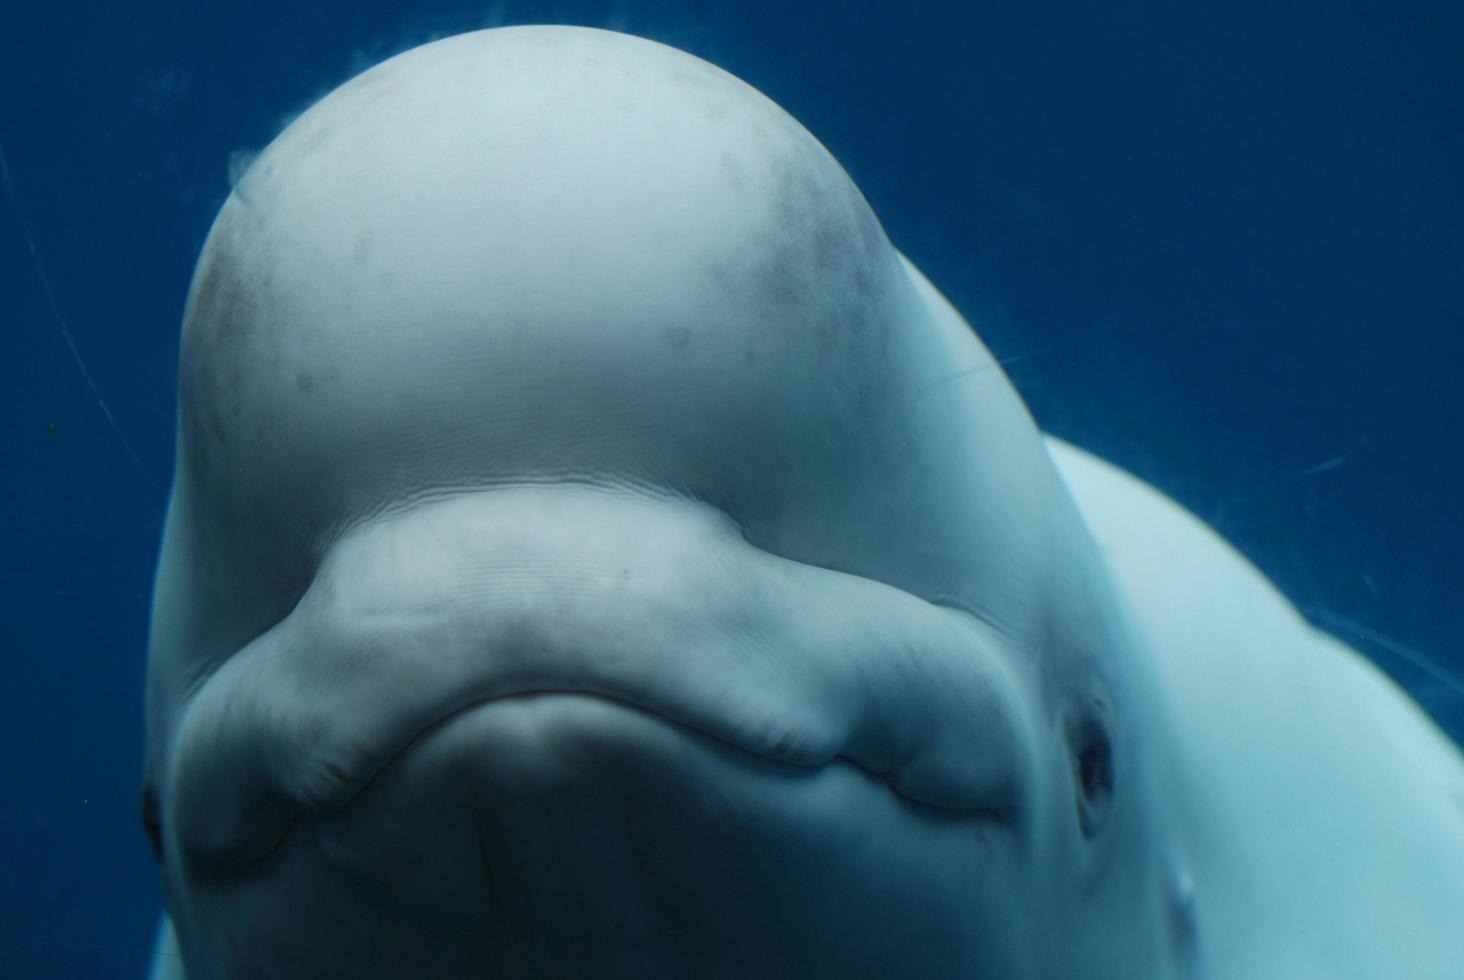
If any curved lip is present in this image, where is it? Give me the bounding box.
[164,492,1032,875]
[254,679,1018,873]
[387,683,1024,825]
[197,683,1022,883]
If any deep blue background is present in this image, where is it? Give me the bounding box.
[2,1,1460,975]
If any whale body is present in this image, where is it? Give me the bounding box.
[142,25,1464,979]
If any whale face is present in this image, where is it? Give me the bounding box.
[144,26,1193,979]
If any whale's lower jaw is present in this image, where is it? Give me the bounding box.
[170,691,1023,980]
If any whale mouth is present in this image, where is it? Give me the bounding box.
[164,686,1030,980]
[163,486,1033,874]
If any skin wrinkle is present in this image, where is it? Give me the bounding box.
[192,687,1019,889]
[166,486,1030,875]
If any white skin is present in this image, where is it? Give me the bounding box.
[144,26,1464,980]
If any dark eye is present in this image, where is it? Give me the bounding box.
[1079,728,1112,800]
[1071,715,1114,837]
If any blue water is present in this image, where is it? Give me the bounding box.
[2,1,1460,975]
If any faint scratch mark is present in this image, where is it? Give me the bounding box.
[1297,455,1347,478]
[918,346,1053,396]
[1,136,145,473]
[1302,605,1464,698]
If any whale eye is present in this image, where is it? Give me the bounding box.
[1069,712,1114,837]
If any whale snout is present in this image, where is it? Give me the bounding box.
[162,485,1033,881]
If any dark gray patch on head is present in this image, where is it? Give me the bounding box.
[703,98,732,124]
[296,370,316,393]
[721,151,747,190]
[687,128,909,489]
[180,233,252,451]
[668,62,719,96]
[352,232,372,265]
[715,135,895,377]
[661,325,691,349]
[178,205,289,475]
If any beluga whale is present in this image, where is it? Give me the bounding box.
[141,24,1464,980]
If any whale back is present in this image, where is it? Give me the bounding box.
[1049,438,1464,979]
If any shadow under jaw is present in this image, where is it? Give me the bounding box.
[175,690,1025,980]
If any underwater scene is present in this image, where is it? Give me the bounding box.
[2,2,1461,977]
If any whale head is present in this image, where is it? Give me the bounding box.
[143,25,1191,979]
